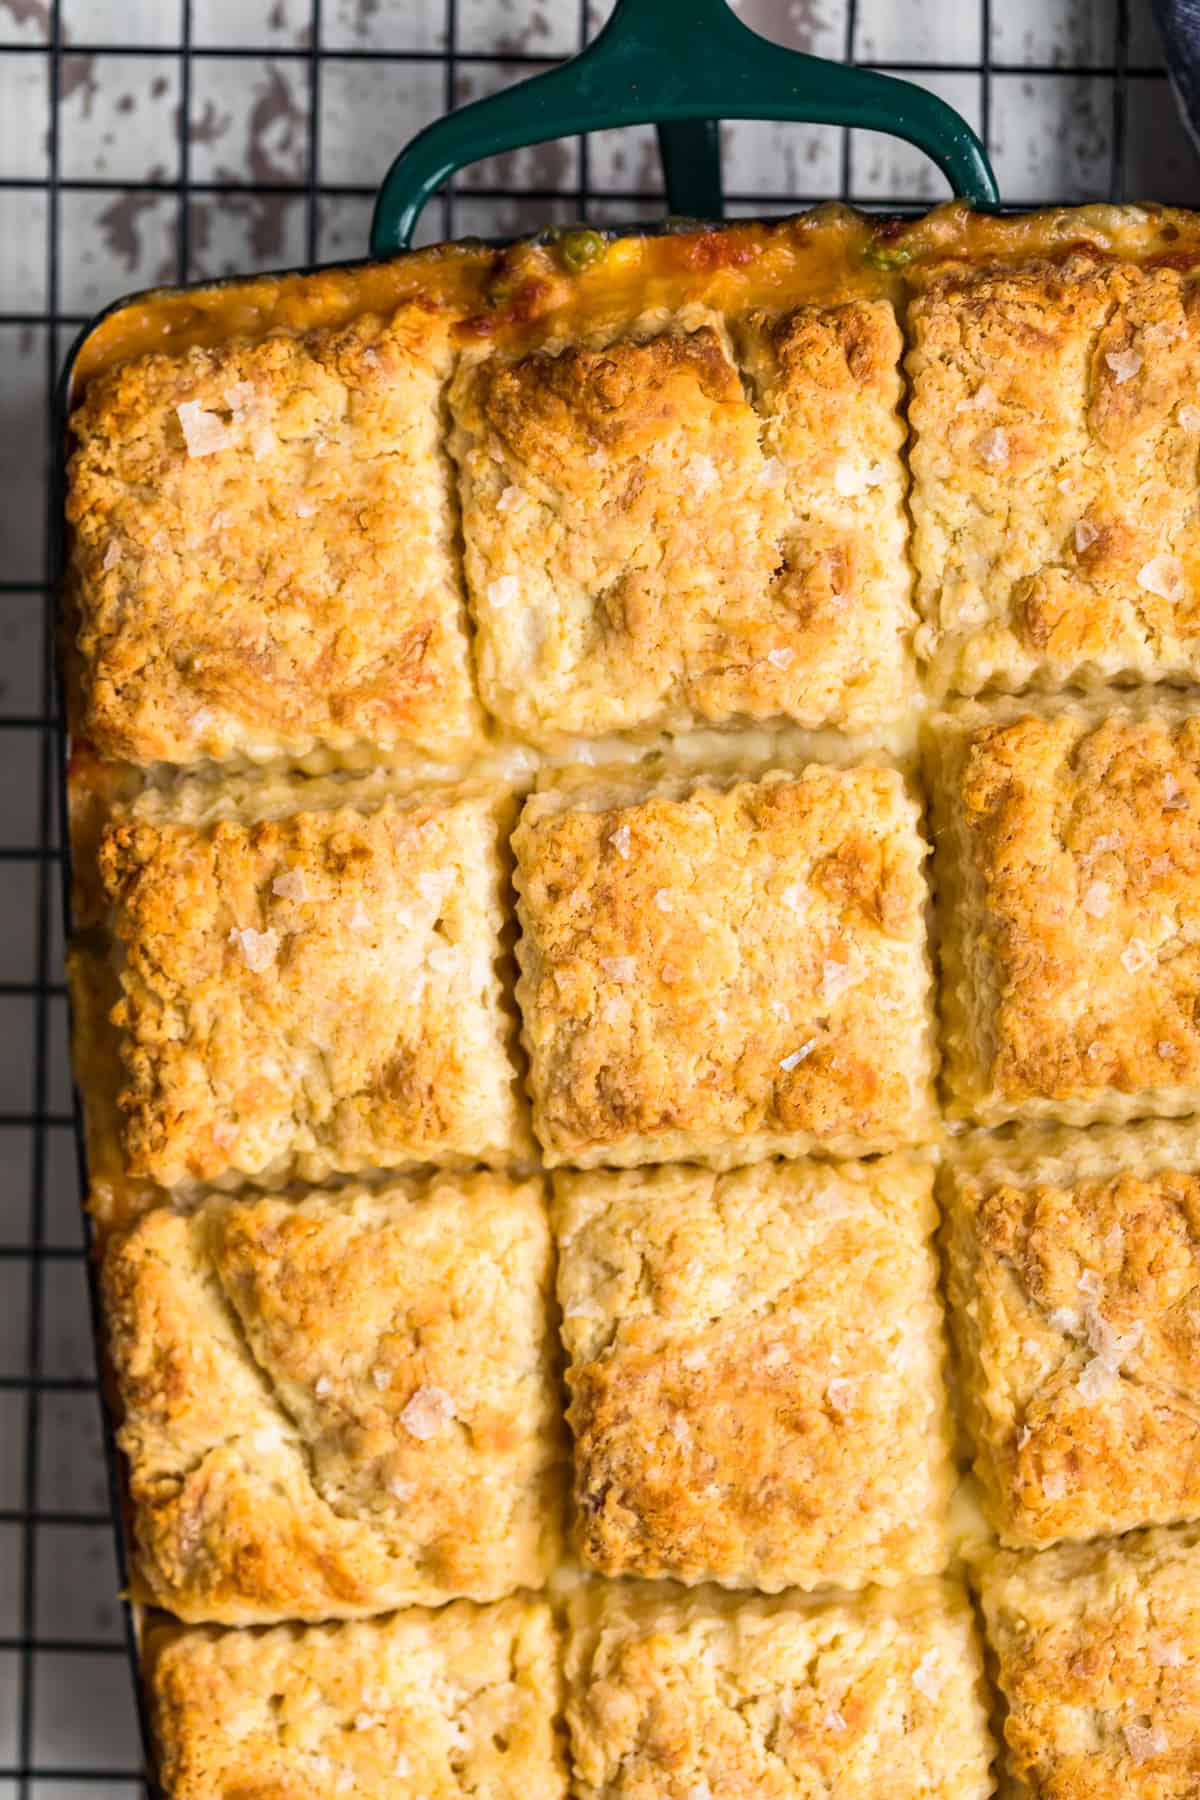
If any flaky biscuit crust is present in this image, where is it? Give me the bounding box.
[930,695,1200,1127]
[909,256,1200,697]
[943,1121,1200,1549]
[554,1157,955,1590]
[565,1578,995,1800]
[146,1595,566,1800]
[67,304,484,766]
[513,765,937,1166]
[97,781,527,1187]
[450,302,913,743]
[104,1173,564,1621]
[978,1523,1200,1797]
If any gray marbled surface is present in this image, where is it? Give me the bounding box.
[0,0,1194,1785]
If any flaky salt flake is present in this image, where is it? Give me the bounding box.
[371,1365,391,1391]
[826,1377,855,1413]
[609,824,631,859]
[653,887,674,912]
[688,454,718,495]
[780,1039,817,1072]
[1074,519,1099,553]
[400,1385,456,1440]
[392,1755,411,1777]
[667,1414,691,1445]
[1057,474,1077,494]
[272,869,308,901]
[912,1651,944,1701]
[975,426,1009,467]
[781,881,806,913]
[101,538,122,571]
[177,400,235,458]
[1078,1269,1103,1299]
[1121,937,1152,974]
[1137,554,1185,602]
[386,1476,415,1501]
[1081,879,1111,918]
[486,575,520,609]
[767,646,795,669]
[1151,1635,1185,1667]
[600,955,637,981]
[1041,1470,1068,1500]
[495,485,522,513]
[293,499,316,518]
[1048,1307,1080,1333]
[314,1376,333,1398]
[349,900,371,931]
[1105,347,1143,383]
[1124,1722,1168,1764]
[680,1347,708,1371]
[824,1710,847,1734]
[223,380,255,410]
[354,1712,382,1731]
[1077,1356,1119,1401]
[426,943,460,979]
[758,456,785,487]
[822,959,852,1000]
[229,926,279,973]
[1181,403,1200,431]
[660,961,681,985]
[1164,772,1188,810]
[1103,1224,1125,1258]
[210,509,233,532]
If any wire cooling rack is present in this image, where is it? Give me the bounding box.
[0,0,1190,1790]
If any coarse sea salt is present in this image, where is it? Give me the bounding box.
[399,1385,456,1440]
[1137,554,1185,603]
[177,401,234,458]
[1105,347,1143,383]
[229,926,279,972]
[974,427,1009,467]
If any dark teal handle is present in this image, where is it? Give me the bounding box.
[370,0,999,256]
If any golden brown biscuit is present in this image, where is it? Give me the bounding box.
[67,304,484,767]
[146,1595,566,1800]
[929,693,1200,1127]
[93,771,527,1189]
[977,1523,1200,1797]
[909,255,1200,697]
[555,1157,955,1590]
[104,1173,564,1622]
[513,764,937,1167]
[449,303,913,744]
[565,1578,995,1800]
[943,1120,1200,1549]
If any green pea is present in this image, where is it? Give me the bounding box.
[863,242,912,270]
[560,228,607,273]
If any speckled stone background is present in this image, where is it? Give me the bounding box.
[0,0,1195,1788]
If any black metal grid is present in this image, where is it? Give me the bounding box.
[0,0,1169,1789]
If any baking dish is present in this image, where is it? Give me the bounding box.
[53,0,1200,1786]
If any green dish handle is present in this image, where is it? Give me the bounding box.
[370,0,999,257]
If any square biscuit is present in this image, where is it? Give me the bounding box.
[449,302,913,745]
[943,1120,1200,1549]
[908,255,1200,697]
[92,771,527,1188]
[103,1172,565,1622]
[513,765,937,1167]
[929,694,1200,1128]
[555,1156,955,1591]
[978,1524,1200,1797]
[66,304,485,767]
[146,1594,566,1800]
[565,1578,995,1800]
